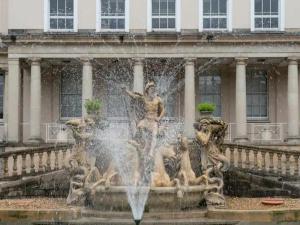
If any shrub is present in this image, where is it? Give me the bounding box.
[84,99,102,115]
[197,102,216,112]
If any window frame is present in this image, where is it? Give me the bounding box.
[44,0,78,32]
[246,70,269,121]
[199,0,232,32]
[59,69,82,121]
[250,0,285,32]
[147,0,181,32]
[198,72,222,118]
[96,0,130,32]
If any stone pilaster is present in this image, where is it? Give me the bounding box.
[81,58,94,117]
[234,58,248,143]
[184,58,196,138]
[133,58,144,94]
[286,58,300,143]
[7,58,21,143]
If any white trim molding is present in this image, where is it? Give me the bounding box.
[199,0,232,32]
[147,0,181,32]
[44,0,78,32]
[250,0,285,32]
[96,0,130,32]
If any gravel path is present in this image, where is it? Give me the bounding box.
[0,197,299,210]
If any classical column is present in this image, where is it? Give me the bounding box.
[287,58,300,142]
[82,58,93,117]
[7,58,21,143]
[29,58,42,142]
[133,58,144,93]
[184,58,196,138]
[234,58,248,142]
[3,68,8,124]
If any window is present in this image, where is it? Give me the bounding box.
[60,69,82,119]
[199,74,221,117]
[148,0,181,32]
[0,73,3,120]
[200,0,232,31]
[252,0,284,31]
[246,70,268,120]
[44,0,77,32]
[97,0,129,31]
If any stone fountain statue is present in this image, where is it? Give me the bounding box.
[65,81,229,212]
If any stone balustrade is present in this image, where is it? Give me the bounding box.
[223,143,300,177]
[0,145,72,179]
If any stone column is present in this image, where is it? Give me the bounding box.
[3,68,8,124]
[82,58,93,117]
[287,58,300,142]
[133,58,144,93]
[235,58,248,142]
[7,58,21,143]
[184,58,196,138]
[29,58,42,142]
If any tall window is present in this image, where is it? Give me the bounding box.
[60,69,82,119]
[252,0,283,31]
[0,73,4,120]
[199,74,221,117]
[201,0,230,30]
[107,81,129,118]
[97,0,128,31]
[246,71,268,120]
[45,0,77,31]
[149,0,180,31]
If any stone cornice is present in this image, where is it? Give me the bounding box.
[3,32,300,46]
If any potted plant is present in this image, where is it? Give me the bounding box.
[197,102,216,118]
[84,99,102,119]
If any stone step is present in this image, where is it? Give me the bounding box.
[32,217,238,225]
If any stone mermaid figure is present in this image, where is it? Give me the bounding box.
[194,117,229,207]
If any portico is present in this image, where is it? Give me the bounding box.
[2,34,300,145]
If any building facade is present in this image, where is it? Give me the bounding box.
[1,0,300,145]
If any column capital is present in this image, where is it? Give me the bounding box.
[288,57,298,65]
[8,58,20,65]
[184,58,196,65]
[29,58,41,66]
[80,58,93,65]
[235,57,248,65]
[132,57,144,65]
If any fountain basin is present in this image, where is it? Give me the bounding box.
[90,186,205,211]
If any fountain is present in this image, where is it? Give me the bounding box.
[65,81,229,223]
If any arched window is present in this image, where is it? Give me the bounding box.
[246,70,268,120]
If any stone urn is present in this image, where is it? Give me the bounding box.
[199,110,213,119]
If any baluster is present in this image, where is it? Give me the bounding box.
[277,153,282,174]
[294,154,299,176]
[46,151,51,171]
[238,148,243,168]
[30,153,35,174]
[22,153,27,175]
[253,151,258,170]
[3,157,8,176]
[245,149,250,169]
[38,152,44,172]
[261,152,266,171]
[12,154,18,176]
[286,154,291,176]
[54,151,59,170]
[269,152,274,173]
[230,147,235,167]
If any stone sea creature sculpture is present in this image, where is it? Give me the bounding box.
[194,117,229,207]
